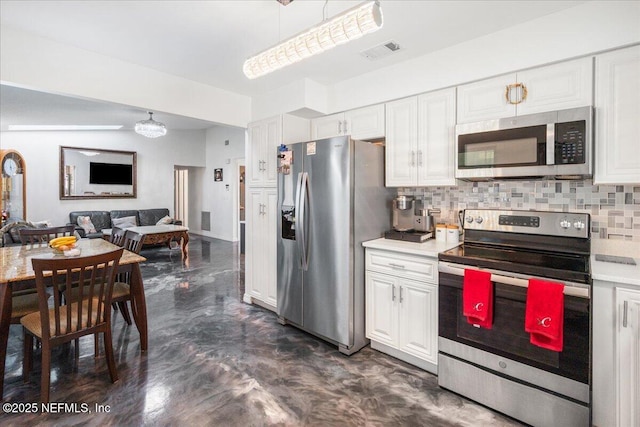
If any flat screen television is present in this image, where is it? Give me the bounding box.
[89,162,133,185]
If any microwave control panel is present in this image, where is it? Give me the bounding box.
[555,120,586,165]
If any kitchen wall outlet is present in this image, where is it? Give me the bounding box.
[225,140,229,146]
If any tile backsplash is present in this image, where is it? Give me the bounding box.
[399,180,640,242]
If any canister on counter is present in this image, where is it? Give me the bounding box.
[436,224,447,242]
[446,224,460,244]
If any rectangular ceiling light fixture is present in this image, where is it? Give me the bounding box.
[8,125,123,131]
[243,0,383,79]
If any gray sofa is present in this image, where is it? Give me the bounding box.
[1,221,46,247]
[68,208,181,238]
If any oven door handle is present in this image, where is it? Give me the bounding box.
[438,262,590,299]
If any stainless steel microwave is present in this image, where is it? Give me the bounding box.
[455,106,592,180]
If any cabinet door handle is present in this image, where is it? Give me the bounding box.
[411,151,416,167]
[389,263,406,269]
[505,83,528,105]
[392,285,396,302]
[399,286,403,303]
[338,121,342,135]
[623,300,629,328]
[343,120,348,135]
[417,150,423,167]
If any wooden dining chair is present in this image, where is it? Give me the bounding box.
[21,248,124,403]
[13,226,75,324]
[19,225,76,245]
[109,226,127,246]
[111,230,145,325]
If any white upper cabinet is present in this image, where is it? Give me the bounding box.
[247,116,280,187]
[247,114,309,187]
[594,45,640,184]
[311,112,345,140]
[311,104,385,140]
[417,88,457,186]
[386,89,456,187]
[457,57,593,123]
[385,96,418,187]
[345,104,385,140]
[457,74,516,123]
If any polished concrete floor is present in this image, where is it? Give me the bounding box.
[2,236,523,426]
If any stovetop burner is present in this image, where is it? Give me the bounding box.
[439,243,591,284]
[439,209,592,284]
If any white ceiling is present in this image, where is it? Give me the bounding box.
[0,0,586,131]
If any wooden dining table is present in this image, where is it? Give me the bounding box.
[0,238,148,400]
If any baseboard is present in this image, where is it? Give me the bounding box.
[371,340,438,374]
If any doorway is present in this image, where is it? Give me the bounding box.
[174,168,189,227]
[236,160,245,253]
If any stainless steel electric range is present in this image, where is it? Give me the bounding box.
[438,209,591,427]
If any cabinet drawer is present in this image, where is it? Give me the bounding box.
[366,249,437,283]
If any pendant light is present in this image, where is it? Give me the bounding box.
[135,112,167,138]
[243,0,383,79]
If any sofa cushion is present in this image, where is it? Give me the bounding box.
[110,210,139,226]
[112,215,137,229]
[139,208,171,226]
[76,215,97,234]
[156,215,173,225]
[69,211,111,233]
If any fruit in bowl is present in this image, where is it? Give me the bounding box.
[49,236,78,253]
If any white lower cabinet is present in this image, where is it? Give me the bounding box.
[615,287,640,427]
[593,281,640,427]
[365,248,438,373]
[243,187,277,310]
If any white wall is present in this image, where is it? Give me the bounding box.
[0,26,252,128]
[250,1,640,120]
[0,129,206,226]
[197,126,246,241]
[328,1,640,113]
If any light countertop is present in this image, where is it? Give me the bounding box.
[591,239,640,288]
[362,237,461,258]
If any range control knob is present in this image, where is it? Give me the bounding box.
[560,219,571,229]
[466,216,474,224]
[573,220,585,230]
[475,216,484,224]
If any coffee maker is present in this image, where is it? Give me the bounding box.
[385,196,434,243]
[391,195,415,231]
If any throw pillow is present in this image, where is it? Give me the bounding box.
[112,215,137,229]
[156,215,173,225]
[31,220,52,228]
[77,216,97,234]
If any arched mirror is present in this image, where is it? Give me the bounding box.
[1,149,27,224]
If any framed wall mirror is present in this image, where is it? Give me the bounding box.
[60,146,137,200]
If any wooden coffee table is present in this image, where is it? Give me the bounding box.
[103,224,189,259]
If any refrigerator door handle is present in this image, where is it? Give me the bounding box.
[295,172,305,268]
[299,172,310,271]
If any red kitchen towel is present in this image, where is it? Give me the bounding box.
[525,279,565,352]
[463,269,493,329]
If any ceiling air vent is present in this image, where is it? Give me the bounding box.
[361,40,401,61]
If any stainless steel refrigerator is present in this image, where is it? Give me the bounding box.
[277,136,392,355]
